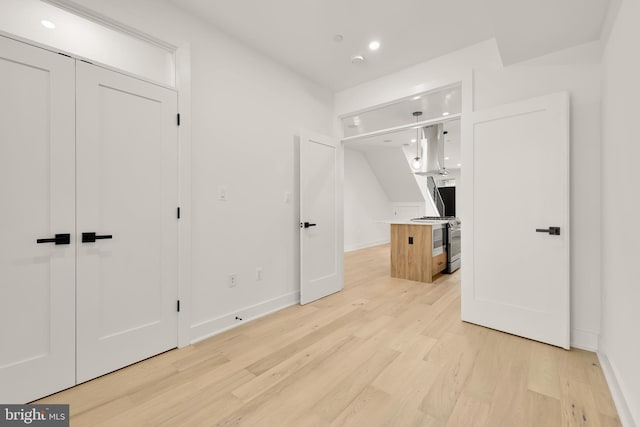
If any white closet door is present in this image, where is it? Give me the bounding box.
[75,61,179,382]
[0,36,76,403]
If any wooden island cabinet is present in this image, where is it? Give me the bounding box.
[390,223,446,283]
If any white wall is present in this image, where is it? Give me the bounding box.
[70,0,335,342]
[344,148,392,252]
[600,0,640,424]
[335,39,603,351]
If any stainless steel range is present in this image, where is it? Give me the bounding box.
[411,216,461,273]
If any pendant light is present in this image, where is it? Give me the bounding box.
[411,111,423,170]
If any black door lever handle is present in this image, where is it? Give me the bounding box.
[536,227,561,235]
[300,222,317,229]
[37,233,70,245]
[82,232,113,243]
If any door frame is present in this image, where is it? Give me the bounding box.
[0,5,194,348]
[337,72,473,261]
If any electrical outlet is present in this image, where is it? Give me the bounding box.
[256,268,263,281]
[219,186,228,201]
[228,274,237,287]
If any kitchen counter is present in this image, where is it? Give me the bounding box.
[389,222,447,283]
[383,219,449,226]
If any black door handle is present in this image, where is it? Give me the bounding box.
[82,232,113,243]
[300,222,317,229]
[536,227,561,235]
[36,233,70,245]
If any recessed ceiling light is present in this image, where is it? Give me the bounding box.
[442,112,450,116]
[445,157,450,160]
[457,163,462,167]
[351,55,365,64]
[333,34,344,42]
[41,20,56,29]
[411,139,417,143]
[368,41,380,51]
[412,96,422,100]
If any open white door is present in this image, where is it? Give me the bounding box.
[0,36,76,403]
[75,62,179,382]
[300,129,343,305]
[462,92,570,349]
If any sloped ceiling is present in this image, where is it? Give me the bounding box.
[361,148,424,203]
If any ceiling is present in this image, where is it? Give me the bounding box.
[346,119,461,170]
[341,85,461,138]
[169,0,611,91]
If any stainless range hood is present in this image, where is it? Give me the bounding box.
[414,123,450,177]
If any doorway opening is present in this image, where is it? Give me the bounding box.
[340,84,463,280]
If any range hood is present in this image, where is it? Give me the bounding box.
[413,123,450,177]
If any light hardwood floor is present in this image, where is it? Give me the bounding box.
[38,244,620,426]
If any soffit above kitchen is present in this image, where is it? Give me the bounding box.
[169,0,611,91]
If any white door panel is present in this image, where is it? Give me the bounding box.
[463,92,570,349]
[300,130,343,305]
[76,62,179,382]
[0,36,76,403]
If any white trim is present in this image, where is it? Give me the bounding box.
[344,240,390,253]
[597,352,636,427]
[42,0,177,51]
[0,31,175,90]
[341,114,461,143]
[338,82,463,119]
[189,292,300,344]
[570,328,599,351]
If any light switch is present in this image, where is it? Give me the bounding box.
[218,186,228,201]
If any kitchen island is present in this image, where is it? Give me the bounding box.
[388,220,448,283]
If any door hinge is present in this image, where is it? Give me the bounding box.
[177,113,181,126]
[177,300,181,312]
[177,207,181,219]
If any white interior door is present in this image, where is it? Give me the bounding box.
[76,62,179,382]
[300,129,343,304]
[0,36,76,402]
[462,92,570,349]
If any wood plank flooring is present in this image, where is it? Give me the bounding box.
[38,244,620,426]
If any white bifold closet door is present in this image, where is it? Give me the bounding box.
[0,36,76,403]
[75,61,179,383]
[0,35,179,402]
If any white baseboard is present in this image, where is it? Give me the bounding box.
[571,328,599,351]
[189,291,300,344]
[597,352,637,427]
[344,239,389,253]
